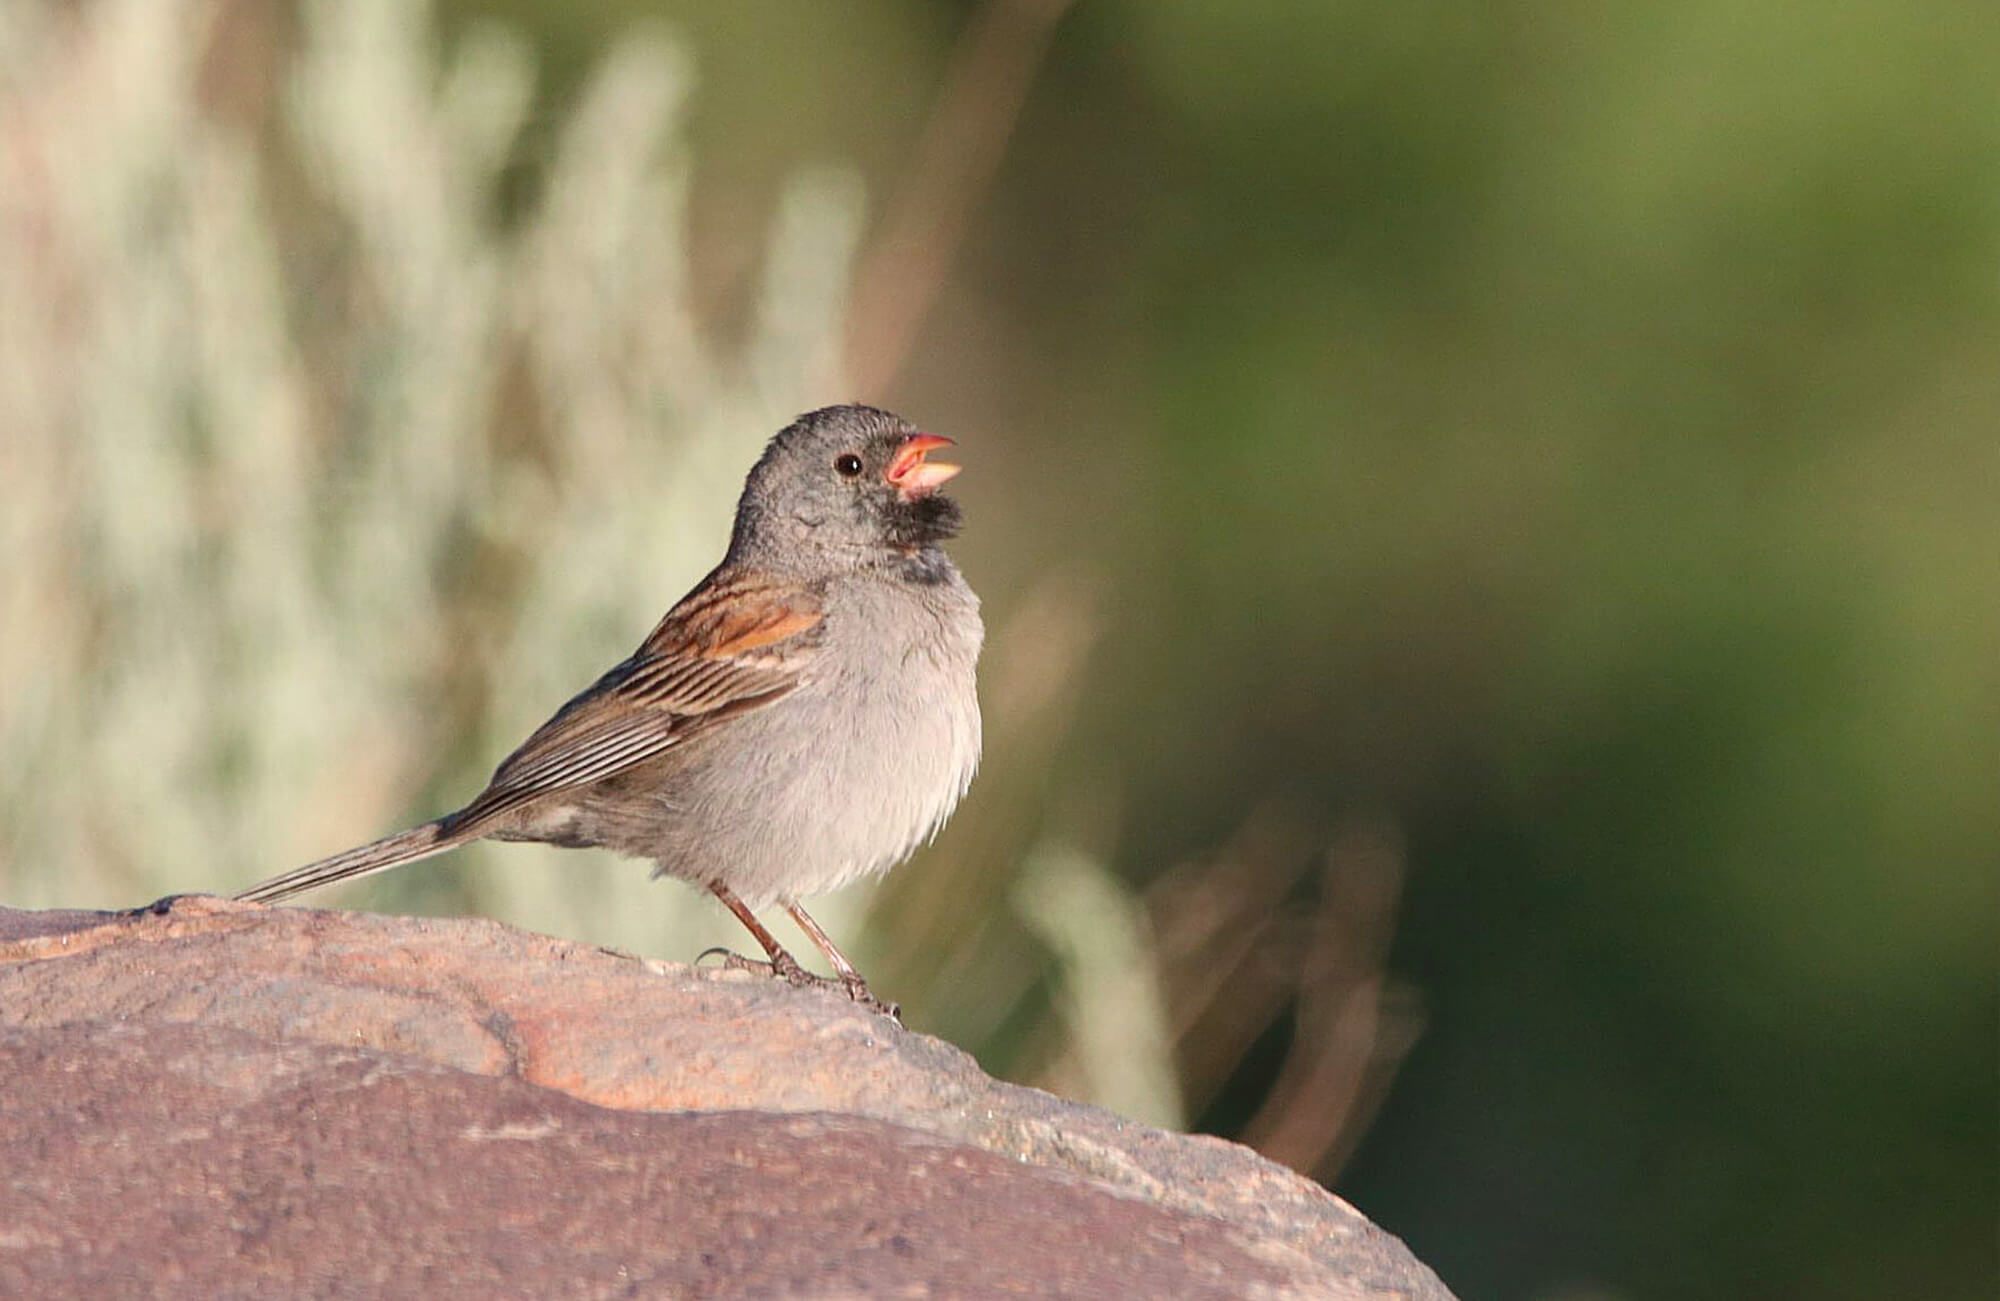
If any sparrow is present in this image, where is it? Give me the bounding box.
[236,405,983,1017]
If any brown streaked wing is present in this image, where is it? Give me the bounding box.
[449,571,822,832]
[642,567,826,661]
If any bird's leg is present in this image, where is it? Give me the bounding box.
[701,882,900,1022]
[704,881,812,984]
[784,900,899,1021]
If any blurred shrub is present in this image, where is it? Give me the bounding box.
[0,0,862,969]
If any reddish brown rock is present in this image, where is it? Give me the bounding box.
[0,899,1453,1299]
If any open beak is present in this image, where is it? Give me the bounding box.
[885,433,960,497]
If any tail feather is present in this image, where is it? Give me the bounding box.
[235,820,470,904]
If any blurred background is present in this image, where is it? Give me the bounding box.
[2,1,1992,1296]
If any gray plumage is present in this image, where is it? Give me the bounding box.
[236,406,982,1003]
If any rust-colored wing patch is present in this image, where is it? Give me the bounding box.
[642,569,825,662]
[449,568,824,836]
[708,606,824,657]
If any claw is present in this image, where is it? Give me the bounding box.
[837,974,901,1023]
[686,935,899,1021]
[695,946,779,977]
[764,955,902,1022]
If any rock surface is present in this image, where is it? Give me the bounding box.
[0,898,1454,1299]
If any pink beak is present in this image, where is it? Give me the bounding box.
[885,433,961,497]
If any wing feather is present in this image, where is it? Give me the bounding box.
[448,570,821,833]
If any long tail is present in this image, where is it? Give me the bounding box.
[234,819,472,904]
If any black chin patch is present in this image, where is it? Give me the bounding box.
[885,491,962,549]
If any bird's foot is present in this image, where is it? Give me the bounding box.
[832,973,901,1023]
[694,945,769,975]
[693,946,899,1022]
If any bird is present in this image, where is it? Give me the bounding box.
[235,404,983,1017]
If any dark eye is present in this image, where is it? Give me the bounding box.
[833,453,864,478]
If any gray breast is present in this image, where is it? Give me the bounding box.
[613,566,982,905]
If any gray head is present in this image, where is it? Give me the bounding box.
[726,405,964,578]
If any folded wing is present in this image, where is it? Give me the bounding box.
[449,569,823,833]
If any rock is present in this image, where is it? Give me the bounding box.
[0,898,1453,1299]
